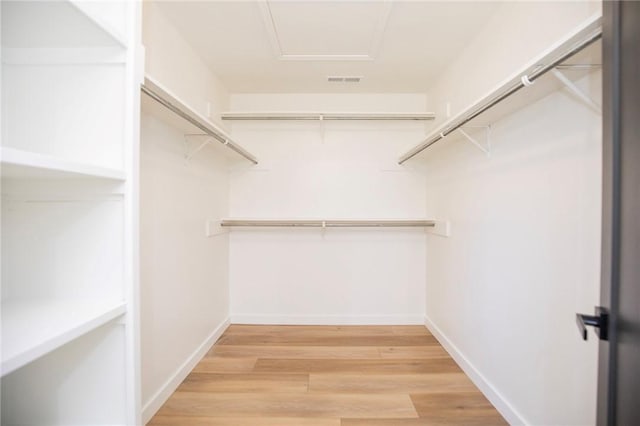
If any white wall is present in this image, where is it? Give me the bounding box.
[140,3,232,422]
[143,2,229,126]
[428,1,601,126]
[420,3,602,425]
[140,111,230,421]
[228,93,428,324]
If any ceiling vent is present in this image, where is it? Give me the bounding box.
[327,76,362,83]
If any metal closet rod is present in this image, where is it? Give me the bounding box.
[221,112,435,121]
[221,219,436,228]
[141,84,258,165]
[398,28,602,164]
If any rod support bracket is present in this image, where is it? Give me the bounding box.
[551,68,601,114]
[183,134,213,162]
[458,126,491,156]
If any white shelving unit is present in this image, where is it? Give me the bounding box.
[1,0,126,49]
[2,299,127,375]
[1,1,140,424]
[2,322,130,425]
[1,147,126,180]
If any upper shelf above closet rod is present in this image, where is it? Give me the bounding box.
[141,76,258,165]
[221,112,435,121]
[398,14,602,165]
[221,219,436,228]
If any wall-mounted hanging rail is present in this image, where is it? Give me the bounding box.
[221,112,435,121]
[398,14,602,164]
[221,219,436,228]
[141,76,258,165]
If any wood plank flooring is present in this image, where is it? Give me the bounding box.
[149,325,507,425]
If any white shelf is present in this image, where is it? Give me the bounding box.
[221,112,436,121]
[142,75,259,164]
[3,63,127,171]
[1,0,126,49]
[2,47,127,66]
[2,322,129,425]
[1,299,127,376]
[399,13,602,163]
[1,147,126,180]
[221,218,436,228]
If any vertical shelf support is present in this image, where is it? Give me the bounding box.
[458,126,491,156]
[551,68,602,114]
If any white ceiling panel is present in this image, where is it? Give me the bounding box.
[154,1,503,93]
[263,1,390,59]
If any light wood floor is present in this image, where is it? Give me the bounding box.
[149,325,507,425]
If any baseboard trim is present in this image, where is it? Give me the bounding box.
[231,314,425,325]
[141,318,230,424]
[424,315,527,425]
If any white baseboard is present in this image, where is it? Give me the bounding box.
[424,315,527,426]
[141,318,230,424]
[231,314,425,325]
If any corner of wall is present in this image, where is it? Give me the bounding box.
[424,315,527,425]
[141,318,230,425]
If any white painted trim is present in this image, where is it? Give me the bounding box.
[141,318,230,424]
[231,314,425,325]
[1,47,126,65]
[424,315,528,425]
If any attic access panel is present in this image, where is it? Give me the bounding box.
[260,0,391,60]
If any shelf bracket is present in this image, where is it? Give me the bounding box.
[458,126,491,156]
[183,134,212,162]
[551,68,601,114]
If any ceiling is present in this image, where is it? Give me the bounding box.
[156,1,502,93]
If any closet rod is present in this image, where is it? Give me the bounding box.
[398,26,602,164]
[141,83,258,165]
[221,219,436,228]
[221,112,435,121]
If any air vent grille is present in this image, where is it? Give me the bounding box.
[327,76,362,83]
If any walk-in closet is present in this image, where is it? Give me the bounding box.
[2,1,634,425]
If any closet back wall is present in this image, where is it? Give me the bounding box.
[228,94,428,325]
